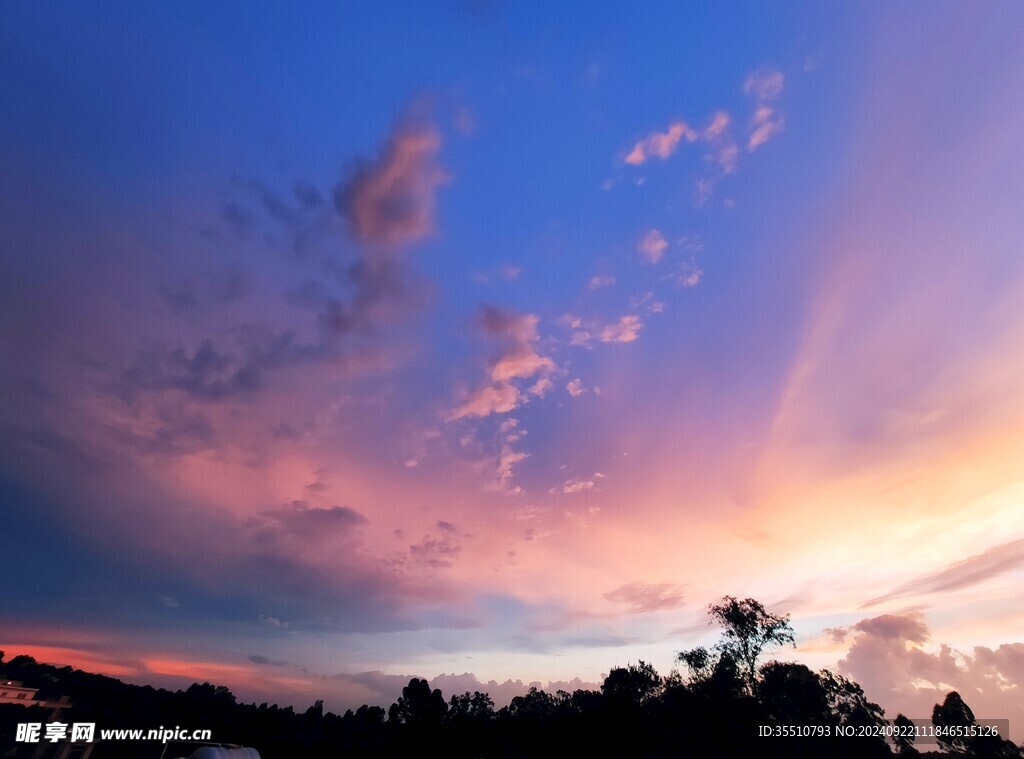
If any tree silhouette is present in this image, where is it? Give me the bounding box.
[933,691,976,754]
[708,595,796,691]
[757,661,829,725]
[932,691,1024,759]
[676,646,714,683]
[388,677,447,728]
[10,597,982,759]
[446,690,495,725]
[601,661,661,707]
[819,670,885,728]
[503,686,558,722]
[892,714,919,757]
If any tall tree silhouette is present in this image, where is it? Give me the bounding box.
[933,691,977,754]
[708,595,796,691]
[892,713,919,757]
[932,691,1023,759]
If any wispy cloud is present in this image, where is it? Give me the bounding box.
[703,111,731,140]
[603,582,686,614]
[743,69,785,101]
[863,538,1024,607]
[743,69,785,151]
[564,314,644,345]
[663,261,704,288]
[548,472,604,495]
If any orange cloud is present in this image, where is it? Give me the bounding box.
[0,645,140,678]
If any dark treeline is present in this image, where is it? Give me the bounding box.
[2,598,1021,758]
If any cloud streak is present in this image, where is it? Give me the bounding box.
[603,582,686,614]
[743,69,785,151]
[863,539,1024,607]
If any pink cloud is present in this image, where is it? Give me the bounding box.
[837,612,1024,742]
[563,313,644,345]
[743,69,785,101]
[449,383,521,420]
[748,106,784,151]
[853,613,930,643]
[602,582,686,614]
[664,261,704,288]
[449,307,556,421]
[335,123,447,247]
[599,315,643,343]
[704,110,731,139]
[548,473,604,495]
[528,376,554,397]
[637,229,668,263]
[715,143,739,173]
[743,69,785,151]
[624,121,697,165]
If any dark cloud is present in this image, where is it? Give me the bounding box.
[157,264,249,315]
[408,535,461,569]
[251,502,368,541]
[157,280,200,314]
[862,539,1024,607]
[120,330,298,401]
[293,181,323,211]
[208,262,250,304]
[134,402,219,455]
[319,257,415,335]
[248,655,289,667]
[334,124,446,248]
[222,203,251,237]
[232,177,313,228]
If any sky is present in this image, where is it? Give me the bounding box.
[2,0,1024,736]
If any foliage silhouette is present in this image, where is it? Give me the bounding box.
[2,600,1022,758]
[707,595,796,691]
[892,713,919,757]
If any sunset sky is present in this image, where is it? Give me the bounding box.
[2,0,1023,736]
